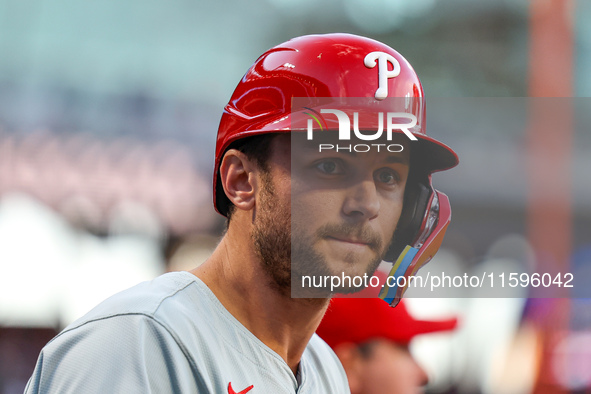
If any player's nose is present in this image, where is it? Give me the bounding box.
[342,179,380,219]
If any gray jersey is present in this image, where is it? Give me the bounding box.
[25,271,350,393]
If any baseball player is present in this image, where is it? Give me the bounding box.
[25,33,458,393]
[316,272,458,394]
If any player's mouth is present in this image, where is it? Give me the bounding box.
[325,235,379,252]
[327,236,370,246]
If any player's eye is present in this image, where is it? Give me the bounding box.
[315,159,344,175]
[374,168,399,186]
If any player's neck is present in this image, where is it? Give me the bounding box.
[191,232,329,375]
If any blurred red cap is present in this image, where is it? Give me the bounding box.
[317,272,458,348]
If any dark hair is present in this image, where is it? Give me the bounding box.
[220,133,278,222]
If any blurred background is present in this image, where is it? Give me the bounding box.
[0,0,590,393]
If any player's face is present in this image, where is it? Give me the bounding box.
[251,133,409,296]
[356,340,428,394]
[290,133,410,294]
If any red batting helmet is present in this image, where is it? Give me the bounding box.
[214,33,459,307]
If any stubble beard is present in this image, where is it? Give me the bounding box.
[293,222,385,297]
[252,171,389,299]
[251,171,292,297]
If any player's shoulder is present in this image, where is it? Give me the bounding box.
[35,271,205,367]
[25,272,205,394]
[304,333,342,366]
[65,271,200,331]
[302,333,350,392]
[307,332,331,349]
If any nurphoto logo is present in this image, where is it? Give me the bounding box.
[304,107,417,153]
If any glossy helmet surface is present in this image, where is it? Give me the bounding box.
[214,33,459,306]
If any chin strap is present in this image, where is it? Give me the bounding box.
[379,245,418,307]
[379,191,452,307]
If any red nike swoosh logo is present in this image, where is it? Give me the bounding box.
[228,382,254,394]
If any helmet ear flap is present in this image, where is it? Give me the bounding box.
[385,181,431,262]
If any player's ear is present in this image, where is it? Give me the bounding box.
[333,343,364,393]
[219,149,258,212]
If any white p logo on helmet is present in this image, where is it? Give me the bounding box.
[364,51,401,100]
